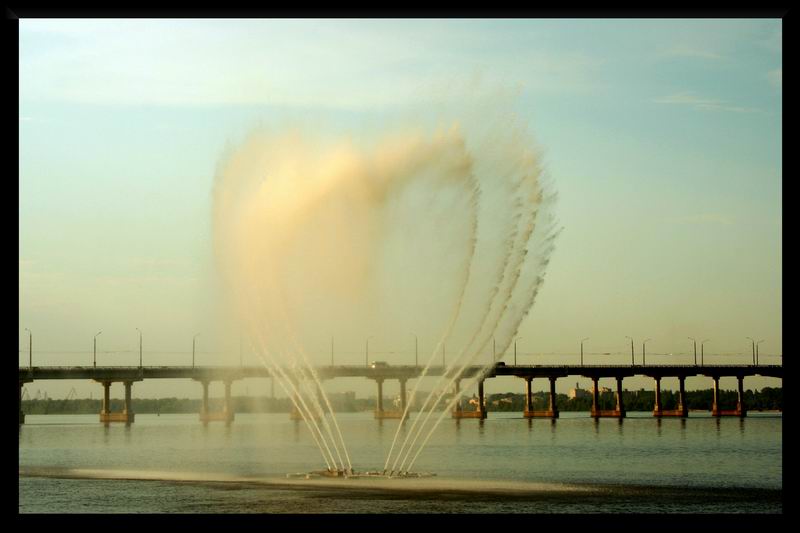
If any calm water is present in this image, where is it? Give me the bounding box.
[18,411,782,514]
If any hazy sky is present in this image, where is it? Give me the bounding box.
[19,19,781,400]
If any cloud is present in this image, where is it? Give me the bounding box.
[653,92,759,113]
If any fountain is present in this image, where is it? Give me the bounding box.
[212,102,558,478]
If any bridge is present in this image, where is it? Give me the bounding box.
[18,363,782,425]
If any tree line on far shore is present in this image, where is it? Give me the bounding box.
[20,387,782,415]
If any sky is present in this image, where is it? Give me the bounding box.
[19,19,782,400]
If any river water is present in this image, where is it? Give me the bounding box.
[18,411,782,514]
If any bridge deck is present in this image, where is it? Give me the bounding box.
[18,364,783,382]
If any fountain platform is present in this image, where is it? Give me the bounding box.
[286,470,436,480]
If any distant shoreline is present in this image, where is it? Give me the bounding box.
[20,387,782,415]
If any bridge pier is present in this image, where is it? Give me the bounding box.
[289,390,304,421]
[590,376,624,418]
[523,376,559,418]
[373,377,405,419]
[374,378,384,418]
[198,379,235,424]
[97,380,135,424]
[523,377,532,413]
[102,381,111,416]
[712,376,721,417]
[653,377,663,417]
[549,376,559,418]
[200,380,209,423]
[399,378,407,413]
[709,375,748,417]
[123,381,134,424]
[223,380,234,425]
[615,377,626,418]
[452,379,462,414]
[452,378,483,419]
[478,378,487,418]
[19,381,27,425]
[737,376,747,418]
[661,376,688,417]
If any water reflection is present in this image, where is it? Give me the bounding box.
[18,412,782,501]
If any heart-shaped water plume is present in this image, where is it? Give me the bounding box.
[212,113,558,477]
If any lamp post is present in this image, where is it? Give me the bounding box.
[700,339,709,367]
[93,331,102,368]
[514,337,522,366]
[625,336,634,366]
[642,338,651,366]
[688,337,697,366]
[25,328,32,370]
[136,328,142,368]
[580,337,589,367]
[193,333,200,368]
[756,340,765,365]
[746,337,755,366]
[412,334,418,367]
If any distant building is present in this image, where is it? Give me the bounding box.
[568,382,591,399]
[491,397,514,407]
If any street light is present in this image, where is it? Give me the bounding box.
[366,336,374,367]
[688,337,697,366]
[746,337,756,366]
[136,328,142,368]
[625,336,634,366]
[580,337,589,366]
[642,338,651,366]
[756,340,765,365]
[412,334,418,367]
[25,328,32,370]
[193,333,200,368]
[700,339,709,366]
[93,331,102,368]
[514,337,523,366]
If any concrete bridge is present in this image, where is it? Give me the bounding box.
[18,363,782,425]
